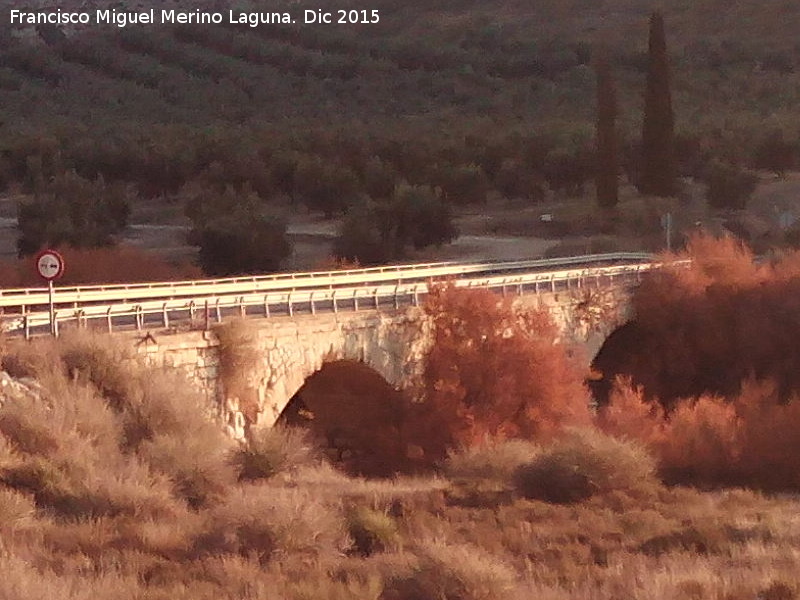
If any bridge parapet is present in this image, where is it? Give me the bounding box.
[1,253,665,337]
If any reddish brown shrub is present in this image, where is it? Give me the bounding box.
[596,377,666,445]
[404,284,590,465]
[656,394,741,487]
[592,232,800,490]
[596,233,800,408]
[0,245,199,287]
[732,379,800,490]
[600,377,800,491]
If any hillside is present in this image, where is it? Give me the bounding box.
[0,0,799,139]
[0,0,798,270]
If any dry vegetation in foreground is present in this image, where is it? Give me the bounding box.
[593,234,800,492]
[0,332,799,599]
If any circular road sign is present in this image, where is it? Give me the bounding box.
[35,249,65,281]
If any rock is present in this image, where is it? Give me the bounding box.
[0,371,44,408]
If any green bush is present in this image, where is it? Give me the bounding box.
[703,160,758,210]
[753,131,797,176]
[187,184,291,276]
[333,184,457,265]
[438,163,491,205]
[362,156,398,200]
[16,170,130,257]
[785,220,800,248]
[494,158,546,201]
[542,146,593,196]
[294,157,360,218]
[196,215,291,276]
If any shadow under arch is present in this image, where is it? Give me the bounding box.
[588,320,647,407]
[278,360,411,477]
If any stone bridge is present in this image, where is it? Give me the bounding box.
[129,283,635,441]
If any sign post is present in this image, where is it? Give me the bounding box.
[661,213,673,253]
[35,249,65,336]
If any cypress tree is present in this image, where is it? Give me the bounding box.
[595,48,619,209]
[639,11,676,197]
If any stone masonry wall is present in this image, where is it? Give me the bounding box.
[127,283,634,440]
[131,307,431,440]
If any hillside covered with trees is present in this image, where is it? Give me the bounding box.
[1,0,799,271]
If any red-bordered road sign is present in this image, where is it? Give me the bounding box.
[35,249,65,281]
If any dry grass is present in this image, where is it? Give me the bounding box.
[444,439,540,484]
[346,506,400,556]
[190,484,351,564]
[0,333,800,598]
[230,425,319,482]
[512,428,659,504]
[443,439,540,507]
[383,540,518,600]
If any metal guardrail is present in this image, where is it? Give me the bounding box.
[3,257,669,338]
[0,252,653,309]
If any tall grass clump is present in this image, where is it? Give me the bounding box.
[0,487,36,530]
[512,428,659,504]
[190,485,350,564]
[443,439,540,485]
[0,331,236,515]
[346,506,400,556]
[230,425,319,482]
[443,440,540,506]
[384,540,519,600]
[0,368,186,519]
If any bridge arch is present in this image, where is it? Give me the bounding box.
[213,312,432,440]
[279,360,409,476]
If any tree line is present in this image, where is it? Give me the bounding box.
[6,10,798,275]
[594,11,768,211]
